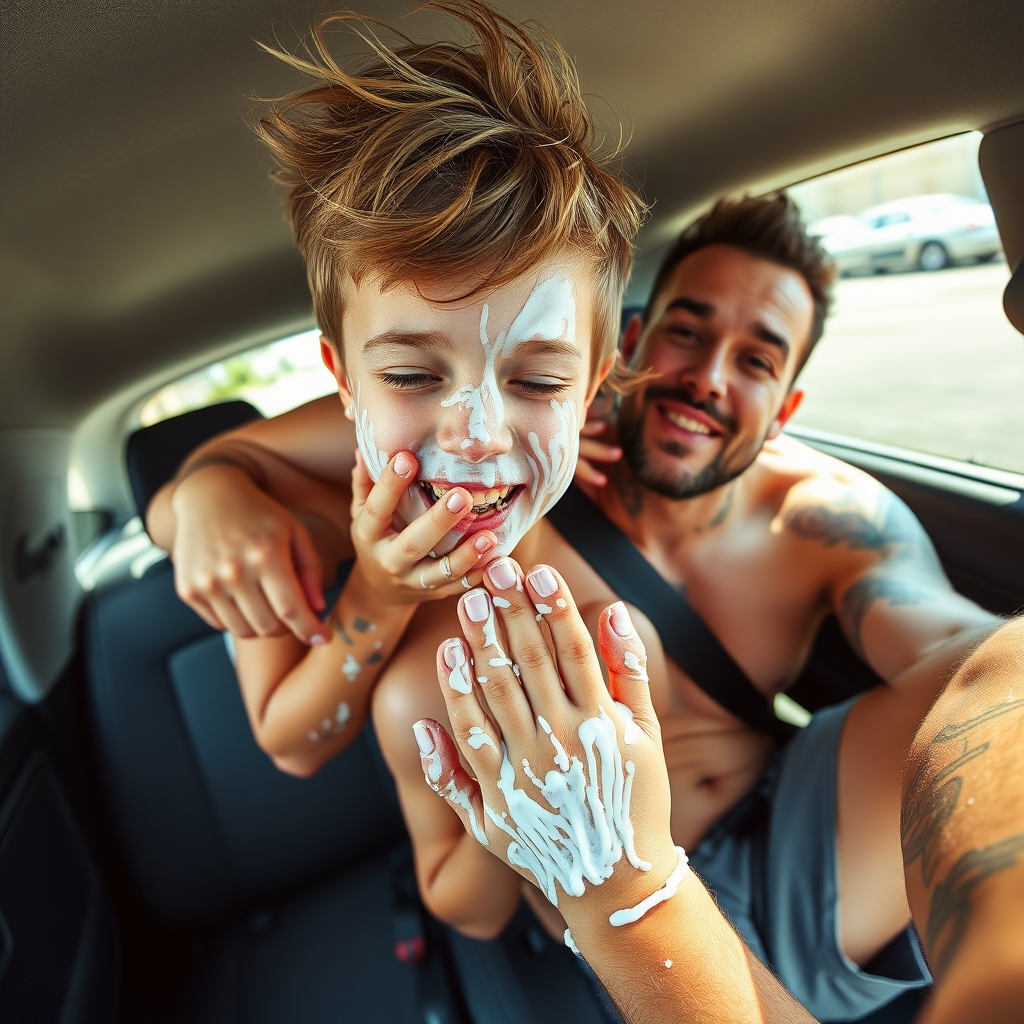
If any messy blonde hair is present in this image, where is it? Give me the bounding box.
[256,0,646,385]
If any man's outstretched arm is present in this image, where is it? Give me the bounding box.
[901,615,1024,1024]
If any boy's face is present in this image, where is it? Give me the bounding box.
[332,258,599,557]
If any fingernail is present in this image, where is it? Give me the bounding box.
[413,720,435,755]
[394,453,412,478]
[464,588,490,623]
[443,639,464,669]
[609,602,634,637]
[473,535,493,553]
[447,490,469,513]
[310,633,327,646]
[487,558,518,591]
[527,566,558,598]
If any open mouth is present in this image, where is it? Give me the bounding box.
[419,481,523,518]
[657,403,723,438]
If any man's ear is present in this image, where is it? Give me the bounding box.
[766,389,804,440]
[584,352,617,408]
[321,335,356,420]
[620,314,645,365]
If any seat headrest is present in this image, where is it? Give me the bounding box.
[126,400,264,520]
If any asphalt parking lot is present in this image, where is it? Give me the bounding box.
[791,261,1024,474]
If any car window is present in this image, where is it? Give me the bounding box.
[789,132,1023,474]
[139,328,336,426]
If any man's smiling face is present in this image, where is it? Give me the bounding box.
[334,259,597,557]
[618,244,814,499]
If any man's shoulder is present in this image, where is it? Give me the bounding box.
[756,435,922,557]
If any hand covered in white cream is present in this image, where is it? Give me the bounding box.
[413,560,682,938]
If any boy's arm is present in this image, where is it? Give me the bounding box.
[373,657,522,939]
[901,616,1024,1024]
[147,396,356,643]
[234,453,501,777]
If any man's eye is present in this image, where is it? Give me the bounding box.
[667,326,698,342]
[379,372,441,389]
[512,379,570,396]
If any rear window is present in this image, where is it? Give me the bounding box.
[140,328,335,426]
[785,132,1023,474]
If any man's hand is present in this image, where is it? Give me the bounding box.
[348,449,499,606]
[575,419,622,488]
[413,559,678,926]
[170,464,329,643]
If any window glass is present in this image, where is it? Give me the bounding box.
[139,328,336,426]
[786,132,1023,474]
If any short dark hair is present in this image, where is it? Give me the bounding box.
[643,193,836,371]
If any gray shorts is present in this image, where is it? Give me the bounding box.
[688,696,931,1022]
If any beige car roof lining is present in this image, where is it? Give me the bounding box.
[2,0,1023,432]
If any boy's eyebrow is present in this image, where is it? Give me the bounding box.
[512,337,582,361]
[361,330,453,355]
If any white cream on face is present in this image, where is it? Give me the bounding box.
[350,273,583,558]
[482,707,650,907]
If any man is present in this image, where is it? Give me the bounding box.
[147,13,997,1020]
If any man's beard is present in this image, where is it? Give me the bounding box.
[617,386,762,500]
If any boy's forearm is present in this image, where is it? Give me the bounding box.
[564,872,815,1024]
[246,562,416,774]
[423,832,523,940]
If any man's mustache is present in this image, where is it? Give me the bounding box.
[642,385,737,435]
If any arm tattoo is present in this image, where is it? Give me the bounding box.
[839,571,940,659]
[901,697,1024,974]
[785,487,927,554]
[926,833,1024,975]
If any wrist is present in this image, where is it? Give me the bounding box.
[344,559,420,621]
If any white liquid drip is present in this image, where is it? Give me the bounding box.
[535,603,552,615]
[481,605,513,669]
[608,846,689,927]
[622,650,648,681]
[446,642,473,694]
[493,596,511,608]
[556,598,567,608]
[441,779,489,845]
[468,726,498,753]
[614,701,643,745]
[482,708,650,907]
[564,928,582,958]
[342,653,362,680]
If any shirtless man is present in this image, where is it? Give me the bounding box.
[148,5,998,1019]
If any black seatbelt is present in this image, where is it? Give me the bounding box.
[546,485,794,744]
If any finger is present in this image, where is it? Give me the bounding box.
[350,450,374,518]
[598,602,658,733]
[205,593,258,638]
[384,487,480,573]
[229,583,290,637]
[523,564,606,708]
[579,419,608,436]
[291,522,325,614]
[458,586,535,740]
[481,557,569,716]
[358,451,420,543]
[182,593,228,633]
[435,530,499,582]
[260,554,330,645]
[573,459,608,488]
[424,565,488,599]
[413,717,491,847]
[578,438,622,464]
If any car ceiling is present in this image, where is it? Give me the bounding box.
[2,0,1022,433]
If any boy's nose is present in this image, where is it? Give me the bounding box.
[437,384,514,462]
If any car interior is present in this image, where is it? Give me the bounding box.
[1,2,1022,1022]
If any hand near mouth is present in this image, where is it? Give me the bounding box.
[348,450,501,606]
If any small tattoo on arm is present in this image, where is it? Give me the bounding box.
[352,616,376,633]
[366,651,382,665]
[333,619,354,645]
